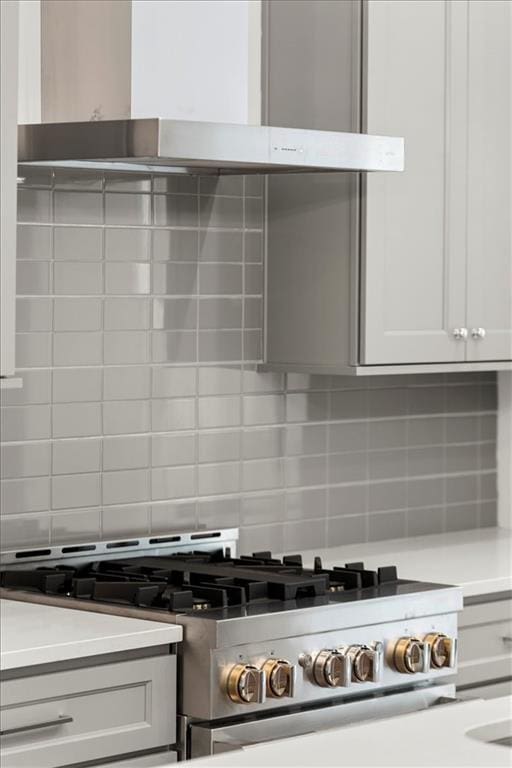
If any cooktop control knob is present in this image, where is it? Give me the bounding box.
[391,637,429,674]
[310,649,351,688]
[423,633,456,669]
[262,658,296,698]
[226,664,266,704]
[341,643,383,683]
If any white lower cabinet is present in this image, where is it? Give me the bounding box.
[0,654,176,768]
[457,597,512,698]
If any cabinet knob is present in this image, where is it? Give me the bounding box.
[452,328,468,341]
[471,327,486,340]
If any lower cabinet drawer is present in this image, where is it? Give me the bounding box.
[457,599,512,687]
[0,655,176,768]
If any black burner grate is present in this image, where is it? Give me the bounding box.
[0,550,401,613]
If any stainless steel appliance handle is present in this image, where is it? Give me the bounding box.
[0,715,73,737]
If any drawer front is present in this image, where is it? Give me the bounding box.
[0,655,176,768]
[457,600,512,687]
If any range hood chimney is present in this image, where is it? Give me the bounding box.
[18,0,404,176]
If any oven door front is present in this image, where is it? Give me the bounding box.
[188,683,456,759]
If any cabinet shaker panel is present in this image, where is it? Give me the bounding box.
[361,0,467,365]
[465,0,512,362]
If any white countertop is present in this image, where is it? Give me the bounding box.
[286,527,512,599]
[190,696,512,767]
[0,599,182,671]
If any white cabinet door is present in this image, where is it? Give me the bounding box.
[0,0,18,379]
[465,0,512,362]
[361,0,468,365]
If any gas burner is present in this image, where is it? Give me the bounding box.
[0,549,402,614]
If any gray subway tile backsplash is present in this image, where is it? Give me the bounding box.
[52,473,101,510]
[2,477,50,515]
[153,194,198,227]
[1,404,52,441]
[52,368,102,403]
[199,195,243,228]
[153,228,198,262]
[1,443,51,479]
[54,297,102,331]
[17,225,53,260]
[54,191,103,224]
[52,403,102,439]
[1,173,497,551]
[17,189,51,222]
[16,332,52,368]
[105,262,151,294]
[16,297,53,332]
[103,435,151,471]
[105,193,151,226]
[103,366,151,401]
[17,261,51,294]
[102,468,150,506]
[52,439,102,475]
[104,330,149,365]
[54,226,103,261]
[53,332,102,366]
[105,227,151,261]
[54,262,103,294]
[104,297,150,330]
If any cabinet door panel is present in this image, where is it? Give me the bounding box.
[466,0,512,361]
[361,0,467,364]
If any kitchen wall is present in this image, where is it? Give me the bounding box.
[0,169,498,553]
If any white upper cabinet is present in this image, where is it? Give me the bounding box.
[465,0,512,362]
[361,0,467,365]
[362,0,511,366]
[0,0,18,382]
[264,0,512,373]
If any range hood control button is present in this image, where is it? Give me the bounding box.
[262,659,296,698]
[226,664,266,704]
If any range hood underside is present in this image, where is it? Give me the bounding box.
[18,118,404,176]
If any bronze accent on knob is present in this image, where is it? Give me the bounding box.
[262,658,296,698]
[349,646,374,682]
[424,633,453,668]
[313,649,349,688]
[392,637,426,674]
[226,664,265,704]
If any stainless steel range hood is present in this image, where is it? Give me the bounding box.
[18,118,404,176]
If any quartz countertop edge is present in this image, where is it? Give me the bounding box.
[0,599,182,671]
[283,527,512,599]
[189,696,512,767]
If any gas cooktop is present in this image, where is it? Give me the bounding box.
[0,536,446,620]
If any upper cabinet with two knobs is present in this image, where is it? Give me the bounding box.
[263,0,512,374]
